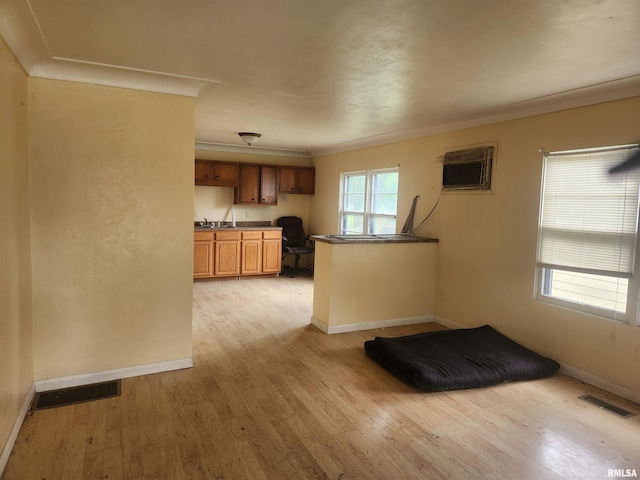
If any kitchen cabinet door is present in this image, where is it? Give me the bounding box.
[236,164,278,205]
[260,165,278,205]
[241,237,262,275]
[277,166,315,195]
[214,231,240,276]
[195,160,214,186]
[214,241,240,276]
[262,234,282,274]
[211,161,239,186]
[297,167,315,194]
[193,231,215,277]
[235,164,260,204]
[195,160,239,187]
[278,166,297,193]
[194,240,214,277]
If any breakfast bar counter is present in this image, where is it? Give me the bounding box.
[310,234,439,334]
[311,233,438,244]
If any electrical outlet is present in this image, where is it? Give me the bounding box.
[194,210,199,218]
[245,210,249,218]
[439,288,447,300]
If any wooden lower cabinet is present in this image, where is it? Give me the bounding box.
[262,231,282,273]
[241,232,262,275]
[215,242,240,276]
[213,231,240,277]
[194,229,281,279]
[194,232,214,278]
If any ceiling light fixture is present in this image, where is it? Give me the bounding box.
[238,132,261,146]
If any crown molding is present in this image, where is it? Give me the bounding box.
[310,75,640,158]
[29,58,214,97]
[0,1,214,97]
[0,0,50,73]
[195,141,311,159]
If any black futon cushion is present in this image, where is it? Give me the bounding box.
[364,325,560,391]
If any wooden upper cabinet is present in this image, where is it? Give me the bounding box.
[235,164,278,205]
[260,165,278,204]
[195,160,238,187]
[297,167,315,194]
[278,167,296,193]
[277,166,315,195]
[235,164,260,204]
[195,160,214,185]
[196,160,313,198]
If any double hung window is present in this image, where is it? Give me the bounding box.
[535,145,640,323]
[340,168,399,235]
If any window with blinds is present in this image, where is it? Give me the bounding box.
[536,144,640,321]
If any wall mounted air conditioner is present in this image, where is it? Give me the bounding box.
[442,146,494,191]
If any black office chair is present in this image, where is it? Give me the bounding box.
[277,216,314,277]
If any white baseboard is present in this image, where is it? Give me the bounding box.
[311,315,436,335]
[0,383,35,477]
[433,316,465,330]
[559,363,640,404]
[34,357,193,392]
[434,316,640,404]
[1,357,193,477]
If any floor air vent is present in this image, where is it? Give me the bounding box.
[31,380,121,410]
[579,394,636,419]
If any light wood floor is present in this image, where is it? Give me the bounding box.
[4,276,640,479]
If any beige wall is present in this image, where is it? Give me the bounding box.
[28,79,195,380]
[311,97,640,395]
[0,36,33,463]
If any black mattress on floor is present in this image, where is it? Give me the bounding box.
[364,325,560,391]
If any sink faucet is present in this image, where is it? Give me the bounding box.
[204,217,208,225]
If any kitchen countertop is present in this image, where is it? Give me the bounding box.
[311,234,438,244]
[195,226,282,231]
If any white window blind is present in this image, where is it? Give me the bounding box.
[537,145,640,279]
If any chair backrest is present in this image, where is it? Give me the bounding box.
[277,216,308,248]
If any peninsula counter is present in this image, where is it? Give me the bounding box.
[310,234,438,334]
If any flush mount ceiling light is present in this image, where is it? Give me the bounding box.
[238,132,261,146]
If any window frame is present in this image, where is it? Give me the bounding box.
[536,267,633,321]
[339,167,399,235]
[534,144,640,325]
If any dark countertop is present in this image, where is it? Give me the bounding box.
[195,226,282,231]
[311,234,438,245]
[194,221,281,231]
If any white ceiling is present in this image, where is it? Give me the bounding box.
[1,0,639,157]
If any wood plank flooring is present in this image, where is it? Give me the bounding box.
[4,276,640,479]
